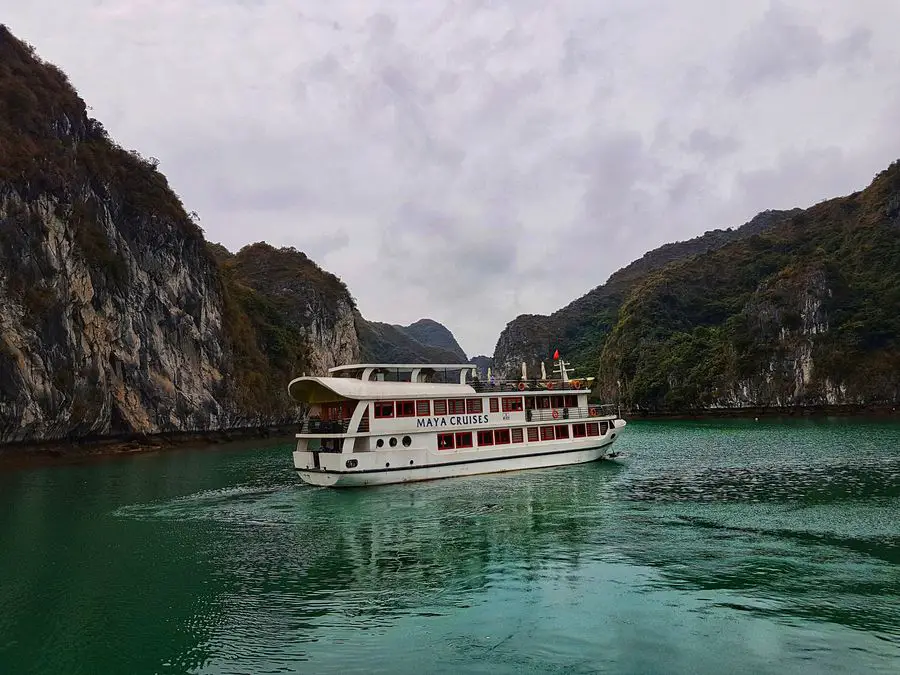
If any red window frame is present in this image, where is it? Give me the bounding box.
[540,426,554,441]
[586,422,600,436]
[527,427,539,442]
[555,425,569,440]
[502,397,523,412]
[489,398,500,413]
[552,395,565,408]
[564,395,578,408]
[511,428,524,443]
[416,400,431,416]
[455,432,473,449]
[438,433,455,450]
[524,397,535,410]
[466,398,483,413]
[494,429,511,445]
[433,399,447,415]
[374,401,394,419]
[396,400,416,417]
[477,430,494,446]
[448,398,466,415]
[537,397,551,409]
[572,423,586,438]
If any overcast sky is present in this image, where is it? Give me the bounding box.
[4,0,900,356]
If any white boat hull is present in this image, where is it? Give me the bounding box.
[294,434,623,488]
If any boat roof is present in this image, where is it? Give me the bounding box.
[288,377,476,404]
[328,363,475,374]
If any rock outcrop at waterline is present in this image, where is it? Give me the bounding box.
[0,26,466,445]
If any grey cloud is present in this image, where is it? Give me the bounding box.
[683,129,741,160]
[730,2,872,92]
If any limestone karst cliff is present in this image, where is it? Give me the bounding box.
[491,209,801,381]
[491,161,900,412]
[596,162,900,411]
[0,26,465,445]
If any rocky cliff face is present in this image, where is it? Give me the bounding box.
[492,209,801,379]
[596,163,900,411]
[0,26,474,446]
[0,27,358,444]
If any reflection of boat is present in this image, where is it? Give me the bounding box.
[287,357,627,487]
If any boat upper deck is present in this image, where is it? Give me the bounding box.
[321,362,595,394]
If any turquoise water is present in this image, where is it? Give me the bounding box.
[1,419,899,674]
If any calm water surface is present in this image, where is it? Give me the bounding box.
[1,419,899,674]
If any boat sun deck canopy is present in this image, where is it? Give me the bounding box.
[288,377,476,404]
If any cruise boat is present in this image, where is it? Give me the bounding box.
[287,358,627,487]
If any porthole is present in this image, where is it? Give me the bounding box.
[409,459,414,465]
[389,437,398,447]
[386,462,391,467]
[376,439,384,448]
[402,436,411,447]
[345,459,358,468]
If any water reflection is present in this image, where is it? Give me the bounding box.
[2,420,899,674]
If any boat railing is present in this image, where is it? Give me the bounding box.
[470,378,593,393]
[524,405,615,422]
[301,417,351,435]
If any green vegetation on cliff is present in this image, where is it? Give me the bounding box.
[598,163,900,410]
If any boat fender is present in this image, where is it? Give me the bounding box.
[552,409,559,419]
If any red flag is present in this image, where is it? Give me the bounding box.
[553,349,559,359]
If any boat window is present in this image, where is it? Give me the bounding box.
[552,395,565,408]
[511,428,524,443]
[376,438,384,448]
[389,437,398,447]
[466,398,483,413]
[586,423,600,436]
[540,426,554,441]
[494,429,511,445]
[599,421,609,434]
[448,399,466,415]
[572,423,586,438]
[527,427,539,442]
[455,432,473,448]
[564,395,578,408]
[416,400,431,416]
[555,425,569,439]
[501,397,523,412]
[433,399,447,415]
[524,397,535,410]
[438,433,455,450]
[537,397,551,409]
[402,436,412,447]
[489,398,500,413]
[477,430,494,446]
[374,401,394,419]
[396,400,416,417]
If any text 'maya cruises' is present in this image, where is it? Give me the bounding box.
[288,355,627,487]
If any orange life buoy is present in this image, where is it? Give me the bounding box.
[518,382,526,391]
[589,407,598,417]
[552,409,559,419]
[571,379,582,389]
